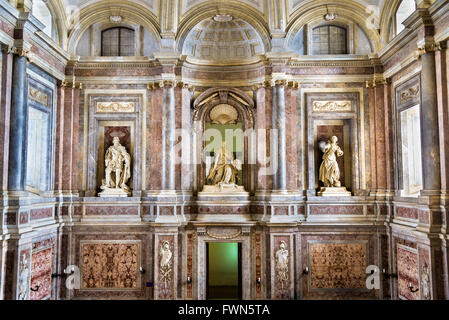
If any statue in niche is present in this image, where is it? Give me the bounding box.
[421,262,431,300]
[159,241,173,289]
[318,136,351,196]
[98,136,131,197]
[205,141,244,192]
[275,241,289,290]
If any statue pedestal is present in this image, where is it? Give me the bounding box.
[98,187,130,197]
[317,187,351,197]
[202,184,246,194]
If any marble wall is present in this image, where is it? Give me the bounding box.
[1,0,449,301]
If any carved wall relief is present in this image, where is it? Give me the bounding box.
[399,85,420,105]
[96,102,135,113]
[159,240,173,290]
[313,101,352,112]
[206,227,242,239]
[275,241,289,291]
[29,86,49,106]
[155,235,176,300]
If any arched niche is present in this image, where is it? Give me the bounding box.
[192,88,255,194]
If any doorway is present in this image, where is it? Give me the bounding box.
[206,242,242,300]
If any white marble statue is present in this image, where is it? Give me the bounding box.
[317,136,351,196]
[421,262,431,300]
[275,241,289,290]
[159,241,172,289]
[319,136,344,187]
[99,137,131,197]
[206,141,243,191]
[18,254,29,300]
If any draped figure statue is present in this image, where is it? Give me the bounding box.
[319,136,344,187]
[317,135,351,196]
[99,137,131,197]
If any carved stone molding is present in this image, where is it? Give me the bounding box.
[206,227,242,240]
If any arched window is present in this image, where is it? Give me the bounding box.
[395,0,416,35]
[312,25,347,55]
[101,27,135,56]
[32,0,53,38]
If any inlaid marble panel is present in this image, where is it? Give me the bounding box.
[80,241,141,290]
[309,242,367,289]
[397,244,419,300]
[30,248,52,300]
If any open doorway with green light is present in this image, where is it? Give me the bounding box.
[206,242,242,300]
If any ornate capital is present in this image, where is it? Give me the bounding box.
[159,80,177,88]
[287,81,299,89]
[148,80,178,90]
[196,227,206,237]
[4,46,33,62]
[177,81,195,91]
[0,44,14,54]
[415,42,443,59]
[58,80,82,89]
[263,80,275,87]
[365,76,390,88]
[274,79,287,86]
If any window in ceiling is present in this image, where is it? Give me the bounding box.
[395,0,416,35]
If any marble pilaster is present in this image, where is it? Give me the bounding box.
[161,81,176,191]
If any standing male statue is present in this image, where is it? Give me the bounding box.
[99,136,131,197]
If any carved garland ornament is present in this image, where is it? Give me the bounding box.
[29,87,49,106]
[399,85,420,105]
[206,227,242,239]
[96,102,135,113]
[313,100,351,112]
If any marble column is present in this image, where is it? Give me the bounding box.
[276,81,287,191]
[420,48,441,192]
[8,53,27,191]
[271,85,278,189]
[161,81,176,191]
